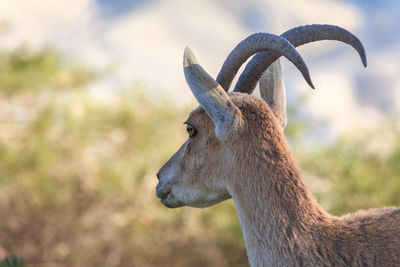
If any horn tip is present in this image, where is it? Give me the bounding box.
[362,58,367,68]
[303,72,315,90]
[306,77,315,89]
[360,50,367,67]
[183,46,198,67]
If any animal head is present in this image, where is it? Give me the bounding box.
[156,24,366,208]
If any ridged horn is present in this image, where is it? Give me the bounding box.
[183,47,242,142]
[234,24,367,94]
[215,33,314,92]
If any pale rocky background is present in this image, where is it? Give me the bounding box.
[0,0,399,137]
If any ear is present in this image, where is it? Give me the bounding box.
[259,59,287,128]
[183,47,243,142]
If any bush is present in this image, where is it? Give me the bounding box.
[0,46,399,266]
[0,47,246,266]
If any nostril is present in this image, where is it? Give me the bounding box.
[156,173,160,180]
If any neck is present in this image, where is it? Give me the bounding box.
[229,153,331,266]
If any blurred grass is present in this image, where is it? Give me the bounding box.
[296,124,400,215]
[0,47,94,96]
[0,255,24,267]
[0,46,399,266]
[0,47,246,267]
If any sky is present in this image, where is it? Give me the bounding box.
[0,0,399,137]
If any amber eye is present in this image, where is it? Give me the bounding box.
[186,124,197,137]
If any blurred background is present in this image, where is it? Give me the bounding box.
[0,0,399,266]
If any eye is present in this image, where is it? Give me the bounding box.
[186,124,197,137]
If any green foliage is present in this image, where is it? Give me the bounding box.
[297,124,400,215]
[0,255,24,267]
[0,45,399,266]
[0,47,94,95]
[0,47,246,266]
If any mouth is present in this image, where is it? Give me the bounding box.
[156,187,173,206]
[156,182,170,198]
[156,186,171,199]
[156,184,185,208]
[160,193,174,208]
[160,192,185,208]
[160,192,175,207]
[160,192,170,202]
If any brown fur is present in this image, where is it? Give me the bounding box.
[157,92,400,266]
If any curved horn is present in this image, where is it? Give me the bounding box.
[216,33,314,92]
[234,24,367,94]
[183,47,242,142]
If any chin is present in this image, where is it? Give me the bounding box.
[161,198,185,208]
[187,197,231,208]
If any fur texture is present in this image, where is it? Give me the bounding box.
[157,92,400,266]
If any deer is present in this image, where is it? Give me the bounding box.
[156,24,400,266]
